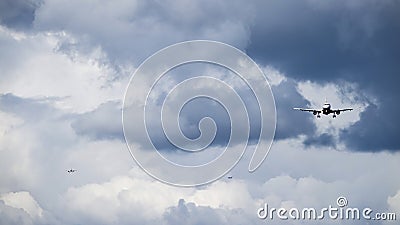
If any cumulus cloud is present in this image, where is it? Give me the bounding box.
[31,140,399,225]
[0,26,127,113]
[295,80,368,148]
[247,0,400,151]
[0,0,399,224]
[0,93,131,208]
[0,191,43,219]
[0,191,57,225]
[0,200,35,225]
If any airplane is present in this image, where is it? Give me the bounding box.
[294,101,352,118]
[67,169,77,173]
[227,176,233,179]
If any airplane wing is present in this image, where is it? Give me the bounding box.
[333,108,353,113]
[293,108,321,113]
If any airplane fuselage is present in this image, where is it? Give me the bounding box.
[322,103,331,115]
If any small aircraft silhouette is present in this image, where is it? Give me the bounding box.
[227,176,233,179]
[294,101,352,118]
[67,169,77,173]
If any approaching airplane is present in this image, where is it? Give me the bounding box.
[294,101,353,118]
[67,169,77,173]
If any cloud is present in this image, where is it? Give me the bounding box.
[1,92,399,225]
[0,200,34,225]
[295,80,368,148]
[388,190,400,215]
[0,27,126,113]
[272,79,316,140]
[340,102,400,152]
[163,199,251,225]
[0,93,61,122]
[71,101,123,140]
[0,1,399,224]
[247,0,400,151]
[303,133,336,148]
[0,93,132,209]
[43,139,399,225]
[33,0,254,66]
[0,0,335,149]
[0,191,43,219]
[0,0,40,29]
[59,172,191,224]
[121,62,316,152]
[0,191,57,225]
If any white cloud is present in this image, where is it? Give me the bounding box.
[296,80,368,137]
[40,138,399,224]
[263,65,286,86]
[58,170,258,225]
[0,200,34,225]
[0,191,43,219]
[60,171,192,224]
[0,27,127,113]
[0,109,39,192]
[388,190,400,215]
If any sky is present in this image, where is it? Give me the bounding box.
[0,0,399,224]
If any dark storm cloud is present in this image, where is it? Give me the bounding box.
[272,79,316,139]
[26,0,316,148]
[71,101,123,140]
[248,0,400,82]
[303,133,336,148]
[247,0,400,151]
[146,97,232,150]
[142,75,315,150]
[340,103,399,152]
[0,0,39,29]
[34,0,253,66]
[7,0,396,151]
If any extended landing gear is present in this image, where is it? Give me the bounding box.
[333,114,337,118]
[317,114,321,118]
